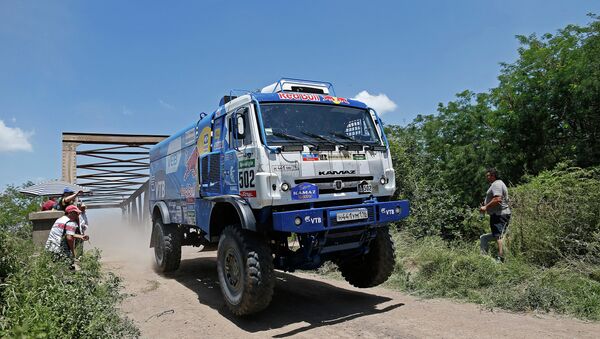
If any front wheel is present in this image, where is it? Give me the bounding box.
[217,226,275,315]
[153,218,181,273]
[338,227,395,288]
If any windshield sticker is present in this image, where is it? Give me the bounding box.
[239,159,255,169]
[240,190,257,198]
[302,153,319,161]
[291,183,319,200]
[271,163,299,172]
[265,128,273,135]
[322,96,349,104]
[275,92,350,105]
[352,154,366,160]
[277,92,321,102]
[321,154,351,160]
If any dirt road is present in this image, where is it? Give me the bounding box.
[90,219,599,339]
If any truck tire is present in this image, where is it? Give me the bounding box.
[217,225,274,315]
[338,227,395,288]
[153,218,181,273]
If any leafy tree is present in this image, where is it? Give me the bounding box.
[494,15,600,179]
[0,183,41,233]
[389,15,600,209]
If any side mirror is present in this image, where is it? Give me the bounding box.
[236,114,245,138]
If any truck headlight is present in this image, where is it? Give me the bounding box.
[379,177,387,185]
[294,217,302,226]
[281,182,290,191]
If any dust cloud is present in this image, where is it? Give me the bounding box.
[85,208,154,266]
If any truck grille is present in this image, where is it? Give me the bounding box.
[200,153,221,194]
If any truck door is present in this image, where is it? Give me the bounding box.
[228,106,256,198]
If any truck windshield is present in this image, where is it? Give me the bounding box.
[259,103,381,146]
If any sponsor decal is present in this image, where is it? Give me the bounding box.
[304,215,322,224]
[380,207,395,216]
[352,154,366,160]
[184,148,199,180]
[271,163,300,172]
[166,138,182,174]
[277,92,321,102]
[240,190,257,198]
[239,159,255,169]
[197,126,211,155]
[184,129,196,146]
[322,95,349,104]
[180,186,196,203]
[149,175,155,191]
[156,181,166,199]
[213,127,222,150]
[318,170,356,175]
[291,183,319,200]
[302,153,319,161]
[276,93,350,105]
[325,154,352,160]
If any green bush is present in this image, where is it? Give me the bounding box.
[508,165,600,267]
[0,249,139,338]
[390,231,600,320]
[0,182,139,338]
[0,230,33,281]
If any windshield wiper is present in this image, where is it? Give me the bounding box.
[299,131,338,151]
[328,131,372,150]
[271,131,318,151]
[300,131,339,145]
[272,131,312,144]
[330,132,387,151]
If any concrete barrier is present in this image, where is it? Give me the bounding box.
[28,210,64,246]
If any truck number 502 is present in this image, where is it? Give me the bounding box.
[239,170,255,188]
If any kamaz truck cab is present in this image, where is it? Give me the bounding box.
[149,78,409,315]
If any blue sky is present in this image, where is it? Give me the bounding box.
[1,0,598,189]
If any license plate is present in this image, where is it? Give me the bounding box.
[358,181,372,194]
[336,208,369,222]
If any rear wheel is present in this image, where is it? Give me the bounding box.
[338,227,395,288]
[153,218,181,273]
[217,226,275,315]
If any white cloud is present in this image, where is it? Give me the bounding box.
[159,99,175,110]
[0,120,33,152]
[352,90,397,115]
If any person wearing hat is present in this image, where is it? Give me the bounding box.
[55,187,84,211]
[78,202,89,235]
[45,205,90,260]
[75,202,89,258]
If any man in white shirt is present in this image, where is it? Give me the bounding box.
[479,168,511,262]
[45,205,89,260]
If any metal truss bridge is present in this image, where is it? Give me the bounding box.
[61,132,168,223]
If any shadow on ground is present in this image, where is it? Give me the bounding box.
[165,253,404,337]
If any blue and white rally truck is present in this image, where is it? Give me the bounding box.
[149,78,409,315]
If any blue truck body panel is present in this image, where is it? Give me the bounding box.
[272,200,409,233]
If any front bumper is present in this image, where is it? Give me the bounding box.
[272,199,409,233]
